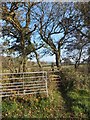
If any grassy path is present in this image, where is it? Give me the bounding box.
[2,70,90,119]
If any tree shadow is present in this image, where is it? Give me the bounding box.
[57,71,74,113]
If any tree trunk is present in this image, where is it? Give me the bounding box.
[55,51,60,69]
[0,55,2,117]
[22,57,26,72]
[34,51,42,69]
[88,56,90,73]
[21,33,26,72]
[75,61,79,69]
[74,49,82,69]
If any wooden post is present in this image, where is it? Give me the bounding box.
[0,51,2,119]
[45,71,48,97]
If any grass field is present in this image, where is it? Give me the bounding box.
[1,65,90,119]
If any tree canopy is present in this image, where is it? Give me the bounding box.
[1,2,90,71]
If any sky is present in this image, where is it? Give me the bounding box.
[0,16,58,63]
[0,4,64,63]
[0,36,56,62]
[0,2,88,64]
[32,54,55,63]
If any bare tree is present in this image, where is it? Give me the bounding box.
[1,2,42,72]
[75,2,90,39]
[33,2,83,69]
[64,2,90,69]
[65,32,89,69]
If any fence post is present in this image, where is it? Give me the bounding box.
[45,71,48,97]
[23,72,25,94]
[0,52,2,119]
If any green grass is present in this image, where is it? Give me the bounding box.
[2,65,90,119]
[60,67,90,119]
[67,89,90,118]
[2,91,66,118]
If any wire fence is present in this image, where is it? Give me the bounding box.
[0,71,48,97]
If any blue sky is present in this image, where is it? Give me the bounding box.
[0,36,56,62]
[1,2,87,64]
[32,54,56,62]
[0,2,67,63]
